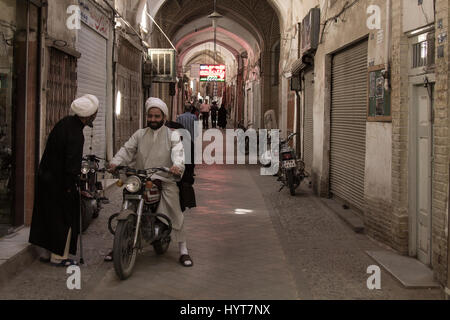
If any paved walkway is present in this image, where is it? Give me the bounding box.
[0,160,444,300]
[86,164,299,299]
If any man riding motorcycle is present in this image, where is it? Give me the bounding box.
[106,97,193,267]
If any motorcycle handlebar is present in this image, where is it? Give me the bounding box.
[111,166,179,177]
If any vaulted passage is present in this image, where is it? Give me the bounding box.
[149,0,281,130]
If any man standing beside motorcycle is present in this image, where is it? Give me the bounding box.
[107,97,193,267]
[29,95,99,267]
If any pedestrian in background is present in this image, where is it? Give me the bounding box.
[29,95,99,267]
[210,101,219,128]
[200,99,211,129]
[177,103,198,178]
[218,103,228,130]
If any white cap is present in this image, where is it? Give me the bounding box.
[145,97,168,117]
[71,94,99,117]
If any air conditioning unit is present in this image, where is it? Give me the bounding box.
[148,49,177,83]
[301,8,321,55]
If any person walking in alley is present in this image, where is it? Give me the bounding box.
[210,101,219,128]
[200,99,211,129]
[106,97,193,267]
[29,95,99,267]
[177,103,198,178]
[218,103,228,130]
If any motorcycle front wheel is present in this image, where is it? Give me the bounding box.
[113,215,138,280]
[81,198,93,232]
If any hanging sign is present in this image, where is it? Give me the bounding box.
[199,64,226,82]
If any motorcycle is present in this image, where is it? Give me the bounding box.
[110,166,176,280]
[261,132,308,196]
[278,133,308,196]
[79,155,108,232]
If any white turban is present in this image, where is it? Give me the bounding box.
[71,94,99,117]
[145,97,168,117]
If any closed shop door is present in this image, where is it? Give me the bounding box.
[45,48,78,143]
[330,40,368,211]
[115,38,141,153]
[77,24,107,159]
[303,70,314,175]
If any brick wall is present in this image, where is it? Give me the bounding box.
[431,0,449,285]
[389,0,410,255]
[389,0,449,286]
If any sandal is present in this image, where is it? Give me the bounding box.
[104,251,113,262]
[51,259,78,267]
[179,254,193,267]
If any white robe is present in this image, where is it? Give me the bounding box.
[111,126,186,240]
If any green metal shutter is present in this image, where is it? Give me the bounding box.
[330,40,368,211]
[303,70,314,174]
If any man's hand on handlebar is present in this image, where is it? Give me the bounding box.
[169,166,182,177]
[107,163,118,173]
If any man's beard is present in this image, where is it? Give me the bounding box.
[147,120,165,130]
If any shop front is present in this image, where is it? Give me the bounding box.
[0,0,42,235]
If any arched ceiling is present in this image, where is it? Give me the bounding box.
[149,0,285,32]
[182,42,236,68]
[176,27,254,61]
[185,50,226,67]
[172,16,260,57]
[153,0,280,59]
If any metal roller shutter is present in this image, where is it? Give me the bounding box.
[303,70,314,174]
[330,40,368,211]
[77,25,107,159]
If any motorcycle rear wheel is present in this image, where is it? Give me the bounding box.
[113,216,138,280]
[287,170,296,196]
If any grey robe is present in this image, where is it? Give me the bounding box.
[110,126,185,236]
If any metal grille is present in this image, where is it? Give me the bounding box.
[45,48,77,141]
[303,70,314,174]
[330,40,368,211]
[118,38,141,73]
[115,39,141,154]
[412,32,435,69]
[412,41,428,68]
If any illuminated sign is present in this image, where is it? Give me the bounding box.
[199,64,226,82]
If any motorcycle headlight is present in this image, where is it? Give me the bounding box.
[125,176,142,193]
[81,162,89,175]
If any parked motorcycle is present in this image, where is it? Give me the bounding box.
[110,166,177,280]
[261,132,308,196]
[278,133,308,196]
[79,155,108,232]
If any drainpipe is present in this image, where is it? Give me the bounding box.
[384,0,391,91]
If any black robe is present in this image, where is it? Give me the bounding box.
[29,115,85,256]
[218,107,228,128]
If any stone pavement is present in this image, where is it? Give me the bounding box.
[0,162,445,300]
[85,164,299,299]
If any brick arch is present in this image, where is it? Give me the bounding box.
[149,0,286,31]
